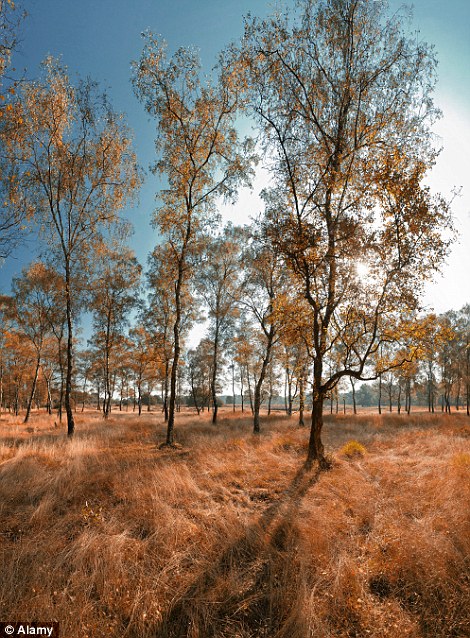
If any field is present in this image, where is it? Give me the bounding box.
[1,408,470,638]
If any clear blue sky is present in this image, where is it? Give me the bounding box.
[2,0,469,313]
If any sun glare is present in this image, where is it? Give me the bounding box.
[355,261,370,279]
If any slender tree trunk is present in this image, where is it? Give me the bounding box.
[14,384,19,416]
[284,370,288,414]
[147,381,152,412]
[24,355,41,424]
[163,359,169,422]
[351,377,357,415]
[211,322,220,424]
[246,365,254,414]
[268,365,273,416]
[45,372,52,415]
[57,344,65,422]
[378,374,382,415]
[190,374,200,415]
[466,342,469,417]
[455,380,461,411]
[64,265,75,436]
[285,365,293,416]
[231,363,236,413]
[253,331,273,434]
[166,256,184,446]
[298,371,305,426]
[103,315,112,419]
[0,363,3,421]
[82,373,88,412]
[138,381,142,416]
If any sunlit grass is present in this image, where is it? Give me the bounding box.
[0,407,469,637]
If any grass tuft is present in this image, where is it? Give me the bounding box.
[339,439,367,459]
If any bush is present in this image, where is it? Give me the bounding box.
[339,440,367,459]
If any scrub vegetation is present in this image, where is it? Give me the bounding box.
[1,409,469,638]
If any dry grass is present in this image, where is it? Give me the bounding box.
[1,408,470,637]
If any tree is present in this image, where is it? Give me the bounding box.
[4,58,140,435]
[129,326,156,417]
[186,339,213,414]
[0,0,26,259]
[11,262,57,422]
[0,294,14,418]
[146,245,179,422]
[457,305,470,416]
[197,224,242,423]
[89,239,141,417]
[133,34,253,445]
[240,227,286,432]
[235,0,453,467]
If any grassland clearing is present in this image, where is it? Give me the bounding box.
[1,408,469,637]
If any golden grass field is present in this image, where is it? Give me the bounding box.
[1,407,470,637]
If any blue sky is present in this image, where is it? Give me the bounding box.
[2,0,469,313]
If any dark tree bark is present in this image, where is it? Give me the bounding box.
[24,356,41,424]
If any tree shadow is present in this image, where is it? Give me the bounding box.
[146,463,323,638]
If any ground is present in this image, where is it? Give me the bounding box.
[1,407,470,637]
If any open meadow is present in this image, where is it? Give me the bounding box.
[1,408,470,638]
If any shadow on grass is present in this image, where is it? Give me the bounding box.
[147,463,323,638]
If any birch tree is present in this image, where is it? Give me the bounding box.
[133,35,253,445]
[4,58,140,435]
[234,0,453,467]
[89,241,141,417]
[197,224,242,423]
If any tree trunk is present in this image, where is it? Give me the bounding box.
[455,380,461,411]
[57,341,65,422]
[285,365,293,416]
[0,363,3,421]
[351,377,357,415]
[64,265,75,436]
[246,365,254,414]
[466,342,469,417]
[298,371,305,426]
[253,328,274,434]
[190,375,200,415]
[268,366,273,416]
[307,394,327,468]
[166,256,184,446]
[163,359,169,422]
[24,355,41,424]
[231,363,236,413]
[211,321,220,424]
[82,373,88,412]
[103,314,112,419]
[378,374,382,415]
[45,372,52,415]
[138,382,142,416]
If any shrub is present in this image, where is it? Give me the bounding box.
[339,440,367,459]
